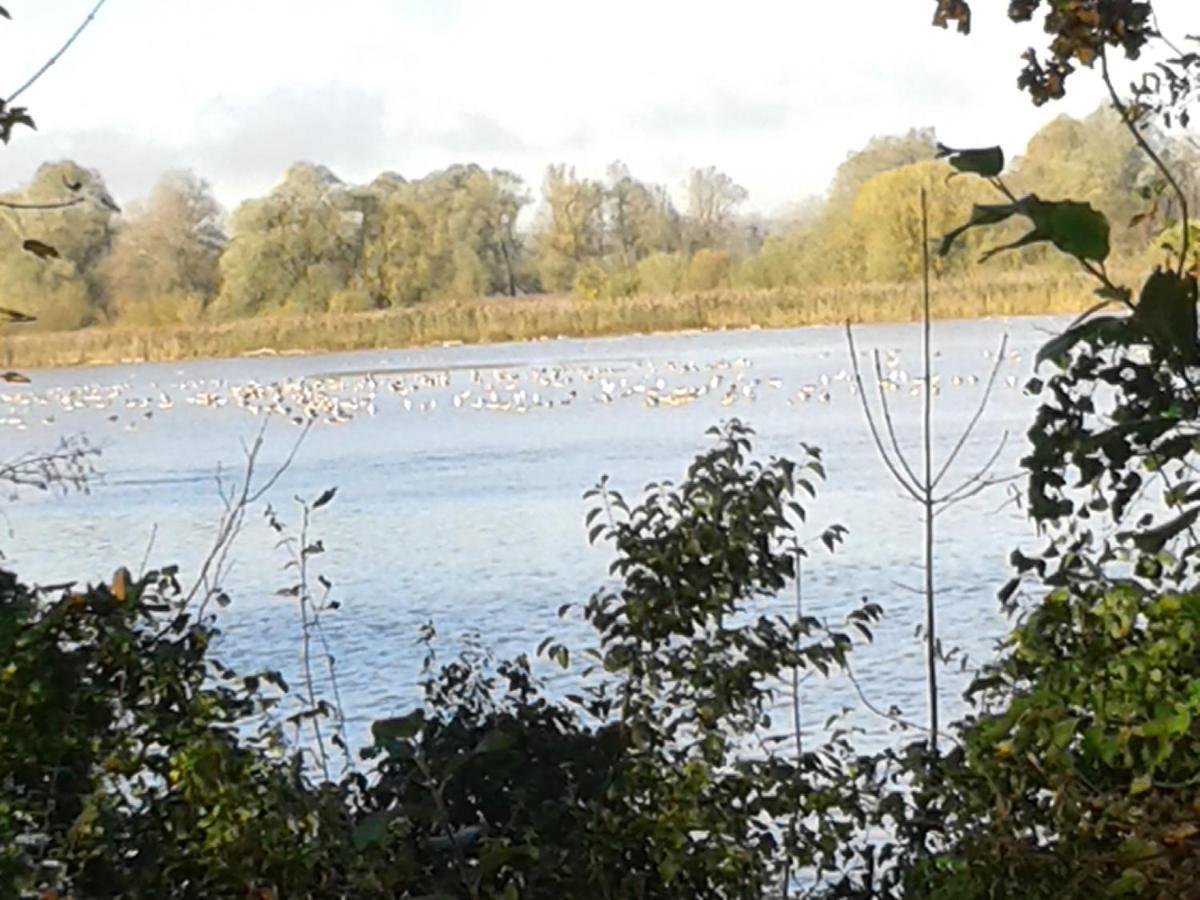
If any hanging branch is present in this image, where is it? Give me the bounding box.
[0,198,85,211]
[844,187,1013,753]
[7,0,110,105]
[1100,45,1191,276]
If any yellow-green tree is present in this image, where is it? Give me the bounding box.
[357,164,526,306]
[605,161,681,264]
[848,160,1018,281]
[683,166,747,251]
[214,163,359,317]
[827,127,938,212]
[101,170,223,325]
[684,248,733,291]
[0,160,117,330]
[1013,108,1153,255]
[533,165,605,293]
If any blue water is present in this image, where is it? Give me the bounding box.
[0,316,1060,751]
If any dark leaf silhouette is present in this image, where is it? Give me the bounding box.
[937,143,1004,177]
[1133,269,1199,363]
[22,239,59,259]
[941,195,1110,264]
[0,306,36,324]
[0,106,35,144]
[312,487,337,509]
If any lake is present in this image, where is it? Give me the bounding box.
[1,315,1059,752]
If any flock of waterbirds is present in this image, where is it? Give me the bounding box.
[0,346,1028,433]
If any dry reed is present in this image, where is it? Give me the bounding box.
[0,272,1094,370]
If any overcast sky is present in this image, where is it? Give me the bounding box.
[0,0,1193,218]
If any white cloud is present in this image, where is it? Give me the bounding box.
[0,0,1192,217]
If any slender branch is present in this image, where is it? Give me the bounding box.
[186,420,310,619]
[933,337,1008,490]
[1100,45,1190,276]
[920,187,939,754]
[989,175,1018,203]
[936,434,1012,506]
[0,198,85,211]
[935,473,1022,517]
[137,523,158,579]
[872,350,920,487]
[845,323,922,501]
[297,503,331,783]
[840,657,962,751]
[791,551,804,762]
[8,0,110,104]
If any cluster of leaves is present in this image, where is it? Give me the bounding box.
[933,0,1157,104]
[0,566,362,898]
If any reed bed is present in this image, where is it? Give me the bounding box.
[0,273,1094,370]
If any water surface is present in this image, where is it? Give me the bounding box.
[2,317,1059,749]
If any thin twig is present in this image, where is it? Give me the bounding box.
[8,0,110,104]
[846,324,922,502]
[934,472,1022,517]
[840,658,962,751]
[137,523,157,578]
[187,420,310,618]
[296,502,331,783]
[935,432,1011,506]
[0,198,85,211]
[1100,45,1191,276]
[932,334,1008,489]
[872,350,920,488]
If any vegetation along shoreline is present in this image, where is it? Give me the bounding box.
[1,273,1092,371]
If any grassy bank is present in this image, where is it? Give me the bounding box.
[0,273,1094,370]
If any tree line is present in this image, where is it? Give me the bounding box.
[1,104,1195,331]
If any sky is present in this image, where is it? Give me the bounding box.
[0,0,1193,219]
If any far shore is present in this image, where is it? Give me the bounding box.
[0,276,1093,372]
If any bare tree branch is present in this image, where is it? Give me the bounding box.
[7,0,110,104]
[1100,44,1191,276]
[932,335,1008,489]
[872,349,920,488]
[845,323,922,502]
[0,198,85,211]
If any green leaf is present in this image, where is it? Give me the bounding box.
[936,143,1005,177]
[940,194,1110,264]
[1051,717,1077,749]
[1035,314,1127,368]
[1106,866,1149,896]
[475,729,518,755]
[1133,269,1199,363]
[1025,198,1110,263]
[939,202,1022,256]
[371,710,424,743]
[352,808,397,851]
[1122,507,1200,555]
